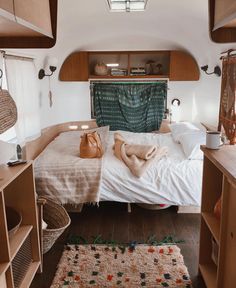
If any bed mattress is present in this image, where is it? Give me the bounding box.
[34,130,203,207]
[100,131,202,206]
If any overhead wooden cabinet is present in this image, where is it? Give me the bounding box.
[199,145,236,288]
[169,51,199,81]
[0,0,57,48]
[59,52,89,81]
[209,0,236,43]
[59,50,199,82]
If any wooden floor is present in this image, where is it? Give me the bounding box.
[31,203,206,288]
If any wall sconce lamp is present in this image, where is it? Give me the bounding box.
[38,57,58,79]
[201,65,221,77]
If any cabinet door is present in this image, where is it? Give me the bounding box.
[59,52,89,81]
[220,180,236,287]
[0,0,14,14]
[14,0,52,37]
[169,51,199,81]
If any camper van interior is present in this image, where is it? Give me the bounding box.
[0,1,236,287]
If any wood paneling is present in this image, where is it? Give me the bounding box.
[14,0,52,37]
[209,0,236,43]
[169,51,200,81]
[214,0,236,29]
[0,0,14,14]
[0,0,57,48]
[59,52,89,81]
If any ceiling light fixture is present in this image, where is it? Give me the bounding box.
[107,0,148,12]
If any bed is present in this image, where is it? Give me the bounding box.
[33,122,204,211]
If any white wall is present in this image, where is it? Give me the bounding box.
[11,0,234,128]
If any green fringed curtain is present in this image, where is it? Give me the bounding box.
[92,82,167,132]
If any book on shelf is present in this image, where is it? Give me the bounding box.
[110,68,127,76]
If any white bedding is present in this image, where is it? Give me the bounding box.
[100,131,202,206]
[34,130,203,207]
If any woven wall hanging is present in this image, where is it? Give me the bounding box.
[218,53,236,145]
[0,89,17,134]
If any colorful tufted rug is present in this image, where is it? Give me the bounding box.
[50,244,192,287]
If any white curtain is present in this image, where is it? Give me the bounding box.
[5,56,41,144]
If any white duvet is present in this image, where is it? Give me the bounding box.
[100,131,203,206]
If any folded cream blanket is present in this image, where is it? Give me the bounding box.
[114,132,168,178]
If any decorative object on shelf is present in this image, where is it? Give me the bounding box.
[130,67,146,75]
[38,56,58,108]
[145,60,155,74]
[6,206,22,238]
[218,49,236,144]
[94,62,108,76]
[214,196,222,219]
[200,64,221,76]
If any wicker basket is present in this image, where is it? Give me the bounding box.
[38,197,71,254]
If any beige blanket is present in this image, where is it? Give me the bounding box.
[34,126,109,205]
[114,132,168,177]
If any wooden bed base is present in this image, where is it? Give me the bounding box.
[24,120,200,214]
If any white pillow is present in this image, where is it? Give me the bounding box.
[0,140,16,164]
[178,131,206,160]
[170,122,199,143]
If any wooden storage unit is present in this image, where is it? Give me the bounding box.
[199,145,236,288]
[59,50,199,81]
[209,0,236,43]
[0,162,41,288]
[0,0,57,48]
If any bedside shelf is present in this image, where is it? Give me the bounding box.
[0,162,41,288]
[199,145,236,287]
[9,225,33,260]
[202,212,220,244]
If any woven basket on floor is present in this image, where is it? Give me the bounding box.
[38,197,71,254]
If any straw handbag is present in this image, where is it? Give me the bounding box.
[80,131,103,158]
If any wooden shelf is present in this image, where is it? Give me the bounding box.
[199,146,236,287]
[0,162,41,288]
[59,50,199,82]
[9,225,33,260]
[89,74,169,79]
[202,212,220,244]
[19,261,40,288]
[0,263,9,275]
[199,263,217,288]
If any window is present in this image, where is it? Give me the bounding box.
[107,0,148,12]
